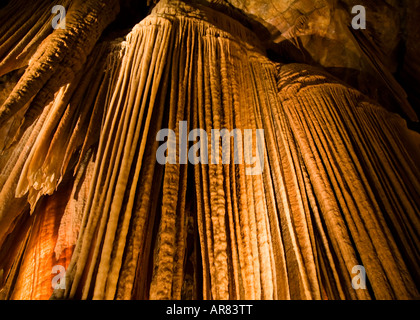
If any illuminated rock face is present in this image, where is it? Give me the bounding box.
[0,0,419,300]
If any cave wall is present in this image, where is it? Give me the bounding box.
[0,0,419,300]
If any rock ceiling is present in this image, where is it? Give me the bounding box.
[0,0,419,300]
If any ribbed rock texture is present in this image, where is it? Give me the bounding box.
[227,0,419,121]
[0,0,419,300]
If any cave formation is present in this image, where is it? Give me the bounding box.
[0,0,419,300]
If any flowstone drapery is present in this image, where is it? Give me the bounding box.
[0,0,419,300]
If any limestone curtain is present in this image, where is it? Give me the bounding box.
[0,0,419,300]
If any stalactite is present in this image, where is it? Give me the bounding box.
[275,64,420,299]
[0,0,119,128]
[0,0,419,300]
